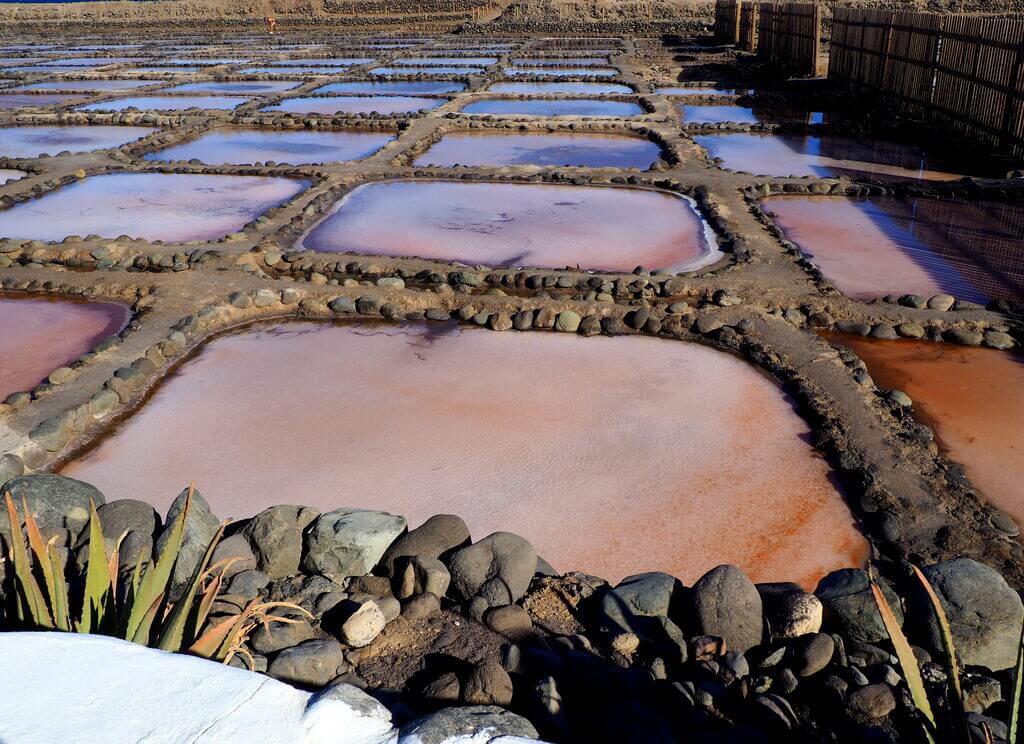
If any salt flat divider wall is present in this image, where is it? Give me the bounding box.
[829,9,1024,157]
[714,0,742,44]
[739,2,759,52]
[757,2,822,77]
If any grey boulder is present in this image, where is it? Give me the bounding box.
[1,474,105,538]
[380,513,470,576]
[448,532,537,606]
[398,706,538,743]
[692,564,762,653]
[154,486,220,601]
[241,505,320,579]
[816,569,902,644]
[267,638,347,688]
[302,508,407,580]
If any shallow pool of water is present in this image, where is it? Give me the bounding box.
[62,321,866,586]
[413,131,661,169]
[165,81,301,94]
[370,66,484,75]
[261,95,444,115]
[0,172,307,242]
[823,333,1024,528]
[314,81,465,95]
[0,295,130,399]
[681,104,760,124]
[765,195,1024,304]
[462,98,642,117]
[0,94,83,109]
[240,66,348,75]
[658,86,749,95]
[694,132,984,181]
[0,169,26,184]
[39,57,144,67]
[392,56,497,66]
[486,81,632,95]
[145,127,395,165]
[503,66,617,77]
[510,57,609,66]
[11,80,155,93]
[0,125,157,157]
[78,95,247,112]
[299,180,718,272]
[271,57,373,66]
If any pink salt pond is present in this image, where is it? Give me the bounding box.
[0,173,307,243]
[62,322,867,586]
[298,180,719,272]
[824,334,1024,530]
[765,195,1024,304]
[0,295,129,399]
[412,131,662,169]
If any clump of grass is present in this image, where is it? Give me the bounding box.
[1,483,307,666]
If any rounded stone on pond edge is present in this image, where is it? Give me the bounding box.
[555,311,581,332]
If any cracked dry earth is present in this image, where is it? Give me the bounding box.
[0,32,1022,591]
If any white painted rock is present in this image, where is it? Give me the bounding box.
[0,633,542,744]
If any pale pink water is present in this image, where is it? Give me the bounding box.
[62,322,867,586]
[0,295,130,399]
[300,180,717,272]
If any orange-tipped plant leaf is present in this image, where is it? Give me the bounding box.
[4,492,52,628]
[158,519,228,652]
[871,582,935,727]
[189,615,241,659]
[21,499,56,619]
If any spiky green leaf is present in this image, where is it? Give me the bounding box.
[80,499,113,634]
[871,582,935,727]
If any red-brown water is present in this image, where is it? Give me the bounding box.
[823,334,1024,527]
[765,195,1024,304]
[61,322,867,586]
[0,295,130,399]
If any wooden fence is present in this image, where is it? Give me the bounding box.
[713,0,741,44]
[757,2,822,76]
[739,1,759,51]
[829,9,1024,156]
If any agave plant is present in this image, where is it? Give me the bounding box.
[1,483,307,667]
[871,564,1013,744]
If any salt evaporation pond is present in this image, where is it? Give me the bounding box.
[695,132,982,181]
[393,56,497,65]
[299,180,717,272]
[12,80,154,93]
[824,334,1024,528]
[78,95,247,112]
[62,321,867,586]
[0,94,82,109]
[0,125,157,157]
[766,195,1024,304]
[503,66,617,77]
[0,173,307,242]
[145,128,395,165]
[511,57,609,66]
[314,81,465,94]
[486,81,632,94]
[413,132,661,169]
[261,96,444,115]
[241,67,349,75]
[370,66,484,75]
[0,169,26,184]
[166,81,301,94]
[681,104,760,124]
[461,98,643,117]
[0,295,130,400]
[658,86,748,95]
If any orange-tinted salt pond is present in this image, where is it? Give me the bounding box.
[0,173,307,242]
[823,334,1024,527]
[62,322,867,585]
[144,128,395,166]
[298,180,719,272]
[765,195,1024,304]
[0,125,157,158]
[412,132,661,169]
[695,132,988,181]
[0,295,129,399]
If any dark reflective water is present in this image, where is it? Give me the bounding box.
[657,86,747,95]
[299,180,716,272]
[145,127,395,165]
[461,98,643,117]
[314,80,465,94]
[413,131,661,168]
[0,125,157,157]
[681,104,759,124]
[261,95,444,115]
[486,81,632,95]
[766,195,1024,304]
[695,132,987,181]
[0,173,307,242]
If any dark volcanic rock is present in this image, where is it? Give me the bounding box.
[448,532,537,606]
[692,565,762,653]
[1,474,105,538]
